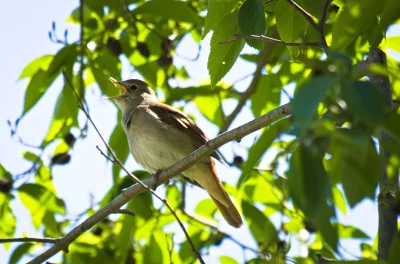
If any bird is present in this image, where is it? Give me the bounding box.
[107,77,243,228]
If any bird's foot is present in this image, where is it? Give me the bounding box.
[152,169,163,190]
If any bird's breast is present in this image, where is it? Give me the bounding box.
[124,108,192,173]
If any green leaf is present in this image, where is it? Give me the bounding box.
[242,200,277,246]
[287,144,330,218]
[115,200,136,263]
[208,12,245,87]
[331,0,386,50]
[195,199,217,222]
[22,69,58,116]
[275,0,309,57]
[336,223,370,239]
[220,256,239,264]
[381,113,400,142]
[239,117,291,184]
[135,61,160,89]
[9,243,34,264]
[22,45,78,117]
[194,95,223,127]
[19,55,53,79]
[0,195,16,249]
[238,0,266,49]
[203,0,240,38]
[330,129,380,207]
[251,74,282,117]
[0,164,12,181]
[332,185,347,215]
[379,0,400,33]
[109,112,130,182]
[166,184,181,210]
[340,81,385,125]
[144,233,164,264]
[129,192,154,220]
[42,64,77,146]
[302,0,326,18]
[389,235,400,264]
[91,50,122,97]
[292,76,336,129]
[134,0,202,24]
[18,183,66,228]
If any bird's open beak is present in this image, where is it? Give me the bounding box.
[106,77,126,100]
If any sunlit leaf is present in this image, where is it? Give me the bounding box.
[194,95,224,127]
[242,200,277,247]
[18,183,66,228]
[19,55,53,79]
[203,0,240,38]
[251,74,282,117]
[275,0,309,56]
[208,12,245,87]
[331,0,386,50]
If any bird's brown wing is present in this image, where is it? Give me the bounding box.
[148,102,222,162]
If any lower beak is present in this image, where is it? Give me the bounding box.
[106,77,126,100]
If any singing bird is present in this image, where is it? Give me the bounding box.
[107,77,242,228]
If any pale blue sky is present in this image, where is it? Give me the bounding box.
[1,1,398,263]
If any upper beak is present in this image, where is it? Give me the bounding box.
[106,77,126,100]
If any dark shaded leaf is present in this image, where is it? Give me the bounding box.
[287,144,330,218]
[238,0,266,49]
[134,0,202,24]
[340,81,386,125]
[329,129,380,207]
[292,76,336,129]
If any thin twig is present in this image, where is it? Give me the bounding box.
[112,209,136,217]
[0,238,58,244]
[285,0,327,46]
[58,70,204,264]
[319,0,331,34]
[219,34,320,47]
[219,39,274,133]
[28,99,291,263]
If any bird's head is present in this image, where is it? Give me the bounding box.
[107,78,156,111]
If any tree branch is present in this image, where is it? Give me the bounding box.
[0,238,58,244]
[369,48,398,261]
[219,40,274,133]
[219,34,320,46]
[27,98,291,263]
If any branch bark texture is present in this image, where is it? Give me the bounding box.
[369,48,398,261]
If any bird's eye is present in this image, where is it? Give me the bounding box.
[129,84,138,91]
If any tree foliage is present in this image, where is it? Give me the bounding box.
[1,0,400,263]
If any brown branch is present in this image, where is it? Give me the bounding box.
[219,34,320,47]
[0,238,58,244]
[27,96,291,263]
[319,0,331,32]
[29,70,204,264]
[369,48,398,261]
[219,40,274,134]
[285,0,327,46]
